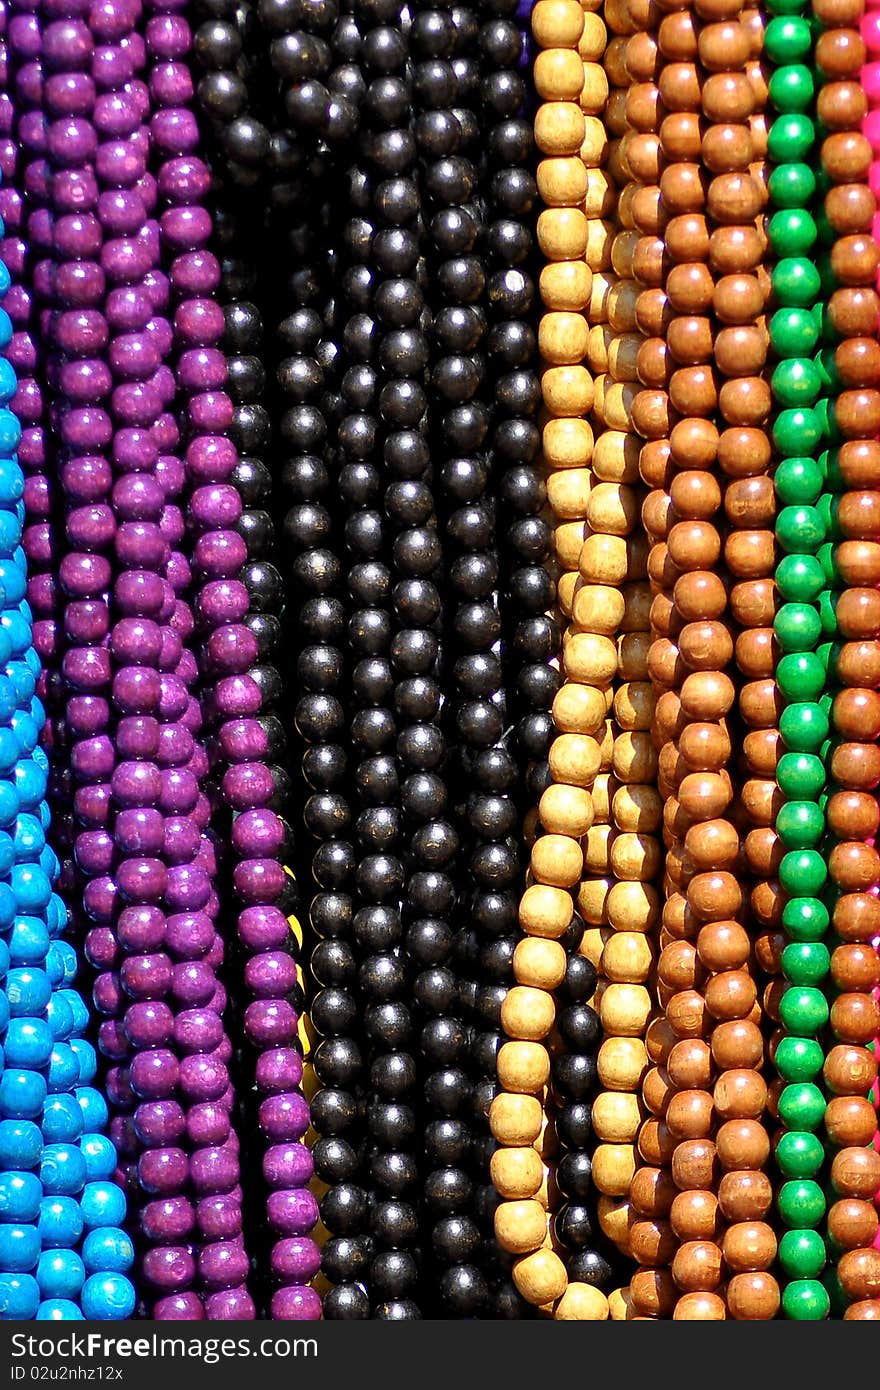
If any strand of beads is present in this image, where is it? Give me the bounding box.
[812,0,880,1318]
[491,0,610,1321]
[762,0,835,1324]
[0,193,136,1318]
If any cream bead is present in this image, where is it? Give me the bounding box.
[581,115,609,168]
[597,719,615,770]
[591,429,640,483]
[563,631,618,686]
[543,416,593,468]
[606,879,660,933]
[612,782,662,833]
[531,833,583,887]
[538,206,588,260]
[593,1092,643,1143]
[496,1040,551,1094]
[547,468,591,519]
[557,571,578,616]
[537,155,589,208]
[513,1249,568,1306]
[578,531,628,584]
[538,310,588,364]
[578,11,607,60]
[555,1282,610,1320]
[547,731,601,787]
[538,783,595,837]
[598,1036,649,1091]
[532,0,584,49]
[571,583,626,636]
[519,883,574,939]
[586,481,638,536]
[601,931,654,983]
[577,875,611,925]
[513,937,567,991]
[552,681,607,734]
[534,48,586,102]
[539,260,591,311]
[592,1143,637,1196]
[490,1147,545,1201]
[495,1199,549,1255]
[542,365,594,417]
[600,982,653,1036]
[489,1092,544,1146]
[502,986,556,1042]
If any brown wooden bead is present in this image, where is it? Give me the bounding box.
[665,1090,714,1141]
[630,1267,677,1318]
[713,1068,767,1120]
[513,1249,569,1306]
[712,1020,763,1071]
[823,1043,878,1096]
[718,1169,772,1222]
[490,1093,544,1146]
[672,1240,723,1293]
[830,992,880,1046]
[629,1219,677,1266]
[726,1272,780,1320]
[715,1118,770,1171]
[833,892,880,943]
[831,1147,880,1201]
[722,1221,776,1273]
[827,1198,879,1251]
[836,587,880,639]
[495,1199,547,1255]
[831,943,880,994]
[829,286,880,336]
[674,1291,727,1319]
[843,1299,880,1319]
[838,1249,880,1302]
[671,1138,718,1192]
[832,689,880,742]
[704,970,758,1022]
[670,1189,721,1242]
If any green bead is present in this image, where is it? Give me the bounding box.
[775,505,826,555]
[817,589,838,637]
[779,849,827,896]
[781,896,830,942]
[779,701,830,752]
[774,407,822,457]
[777,1082,827,1131]
[774,602,823,653]
[775,1036,825,1082]
[776,801,825,848]
[774,456,824,505]
[816,541,839,586]
[778,1179,827,1228]
[782,1280,830,1321]
[815,493,840,539]
[768,163,817,209]
[820,448,842,493]
[767,114,815,159]
[776,753,826,799]
[823,1269,847,1319]
[815,347,841,393]
[768,209,818,256]
[813,394,841,444]
[765,16,813,62]
[768,66,816,114]
[771,356,822,407]
[776,651,826,701]
[776,555,826,602]
[782,941,831,986]
[772,257,822,307]
[769,310,821,363]
[779,1229,827,1279]
[767,0,815,11]
[779,985,829,1034]
[776,1131,826,1179]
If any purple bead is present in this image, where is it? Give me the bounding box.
[204,1288,255,1321]
[259,1094,311,1143]
[129,1049,179,1101]
[116,716,160,759]
[244,952,298,1001]
[178,1053,228,1103]
[140,1197,195,1243]
[234,858,287,906]
[265,1190,319,1238]
[263,1143,313,1192]
[170,961,215,1006]
[133,1100,185,1148]
[256,1049,304,1097]
[142,1246,195,1292]
[162,815,201,866]
[198,1240,249,1292]
[189,1143,238,1195]
[117,905,166,953]
[186,1103,230,1147]
[244,999,298,1049]
[270,1286,322,1322]
[173,1008,223,1055]
[271,1237,321,1284]
[153,1292,204,1321]
[120,953,173,1001]
[115,856,168,905]
[138,1147,190,1196]
[238,905,290,954]
[124,1000,174,1049]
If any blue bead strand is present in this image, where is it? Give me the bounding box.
[0,197,135,1322]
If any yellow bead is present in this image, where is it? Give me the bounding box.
[554,1282,610,1320]
[612,782,662,833]
[542,364,594,418]
[597,1036,649,1091]
[578,531,628,584]
[519,883,574,939]
[538,310,588,365]
[533,48,585,101]
[536,155,588,207]
[606,879,660,932]
[592,429,640,483]
[555,520,587,570]
[531,0,584,48]
[496,1040,551,1095]
[501,985,556,1042]
[580,61,610,114]
[608,279,639,332]
[593,1143,638,1196]
[490,1147,545,1200]
[613,682,655,732]
[590,770,616,821]
[578,12,608,61]
[533,102,585,157]
[546,467,591,519]
[600,982,652,1036]
[531,832,583,887]
[548,731,601,786]
[598,1195,633,1247]
[601,930,654,983]
[557,570,578,616]
[539,260,591,311]
[583,821,614,874]
[610,830,662,882]
[586,481,638,536]
[514,937,567,991]
[602,381,640,432]
[607,331,641,382]
[551,681,607,735]
[593,1093,643,1143]
[543,416,593,470]
[612,731,657,782]
[537,206,588,260]
[577,874,612,925]
[489,1092,544,1146]
[538,782,594,838]
[571,582,625,636]
[495,1199,548,1256]
[563,631,618,686]
[513,1249,568,1306]
[581,115,609,169]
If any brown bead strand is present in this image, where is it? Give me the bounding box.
[809,0,880,1317]
[492,0,610,1319]
[628,0,777,1320]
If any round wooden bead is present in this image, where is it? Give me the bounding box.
[519,883,575,939]
[593,1143,638,1195]
[674,1292,727,1319]
[593,1092,643,1143]
[531,833,584,887]
[553,682,607,735]
[540,260,593,311]
[532,0,584,48]
[512,1249,569,1305]
[495,1199,549,1255]
[598,1037,649,1091]
[601,931,654,982]
[513,938,567,992]
[539,783,595,837]
[490,1147,545,1201]
[727,1272,781,1320]
[672,1240,724,1293]
[496,1041,552,1094]
[600,982,652,1036]
[554,1282,610,1320]
[670,1190,721,1241]
[534,49,587,102]
[539,310,590,363]
[502,986,557,1042]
